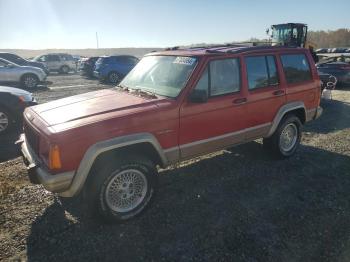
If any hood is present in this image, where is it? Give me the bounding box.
[0,85,31,96]
[31,89,160,127]
[26,61,45,68]
[19,65,45,75]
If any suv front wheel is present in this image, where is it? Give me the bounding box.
[60,65,70,74]
[21,74,39,89]
[263,115,302,158]
[87,154,157,222]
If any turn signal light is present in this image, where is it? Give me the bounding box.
[49,145,62,169]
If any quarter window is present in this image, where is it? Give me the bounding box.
[281,54,312,84]
[245,55,279,90]
[194,58,240,96]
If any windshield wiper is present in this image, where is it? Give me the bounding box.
[129,87,157,99]
[116,83,129,91]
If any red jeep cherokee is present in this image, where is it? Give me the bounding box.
[21,45,322,222]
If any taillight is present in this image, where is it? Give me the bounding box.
[49,145,62,169]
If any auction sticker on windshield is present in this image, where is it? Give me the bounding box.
[173,57,196,65]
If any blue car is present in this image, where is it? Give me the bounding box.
[93,55,139,83]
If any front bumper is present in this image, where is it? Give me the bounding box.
[93,71,100,78]
[20,135,75,194]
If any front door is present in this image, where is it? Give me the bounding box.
[179,57,247,159]
[0,60,15,82]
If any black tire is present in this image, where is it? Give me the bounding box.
[263,115,302,158]
[108,71,120,84]
[21,74,39,89]
[86,154,157,222]
[0,107,15,135]
[60,65,70,74]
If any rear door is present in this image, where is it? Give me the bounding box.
[115,56,135,76]
[243,54,286,140]
[47,55,61,70]
[280,52,320,111]
[179,57,247,159]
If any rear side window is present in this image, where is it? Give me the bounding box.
[194,58,240,96]
[281,54,312,84]
[61,54,73,61]
[245,55,279,90]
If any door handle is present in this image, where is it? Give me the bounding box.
[273,90,285,96]
[233,98,247,104]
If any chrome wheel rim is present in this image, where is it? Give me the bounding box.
[105,169,148,213]
[279,123,298,152]
[109,73,119,83]
[24,76,37,88]
[0,112,9,132]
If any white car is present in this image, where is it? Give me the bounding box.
[0,58,47,89]
[32,53,77,74]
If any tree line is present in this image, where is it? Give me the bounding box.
[308,29,350,48]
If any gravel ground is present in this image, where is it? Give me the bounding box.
[1,75,350,261]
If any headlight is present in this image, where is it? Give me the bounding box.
[15,93,33,102]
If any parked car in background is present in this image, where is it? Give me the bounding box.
[317,56,350,86]
[0,52,49,75]
[316,48,328,54]
[0,85,36,134]
[79,56,99,77]
[0,58,47,89]
[331,48,348,53]
[319,72,337,93]
[32,53,77,74]
[21,45,322,222]
[93,55,139,83]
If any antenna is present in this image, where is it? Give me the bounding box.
[96,32,99,49]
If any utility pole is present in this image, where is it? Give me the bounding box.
[96,32,99,49]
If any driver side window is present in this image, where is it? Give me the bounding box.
[194,58,241,96]
[39,56,46,62]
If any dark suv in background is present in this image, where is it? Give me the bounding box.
[317,56,350,86]
[79,56,99,77]
[93,55,139,83]
[0,52,48,75]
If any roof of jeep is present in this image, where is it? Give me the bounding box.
[147,45,307,57]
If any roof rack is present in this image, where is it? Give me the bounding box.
[163,42,300,54]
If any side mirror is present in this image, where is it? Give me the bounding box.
[189,89,208,103]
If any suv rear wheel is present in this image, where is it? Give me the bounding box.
[87,154,157,222]
[21,74,39,89]
[263,115,302,158]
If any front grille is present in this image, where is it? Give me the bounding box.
[23,121,40,155]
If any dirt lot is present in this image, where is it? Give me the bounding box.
[1,74,350,261]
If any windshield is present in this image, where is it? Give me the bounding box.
[272,25,292,44]
[120,55,197,98]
